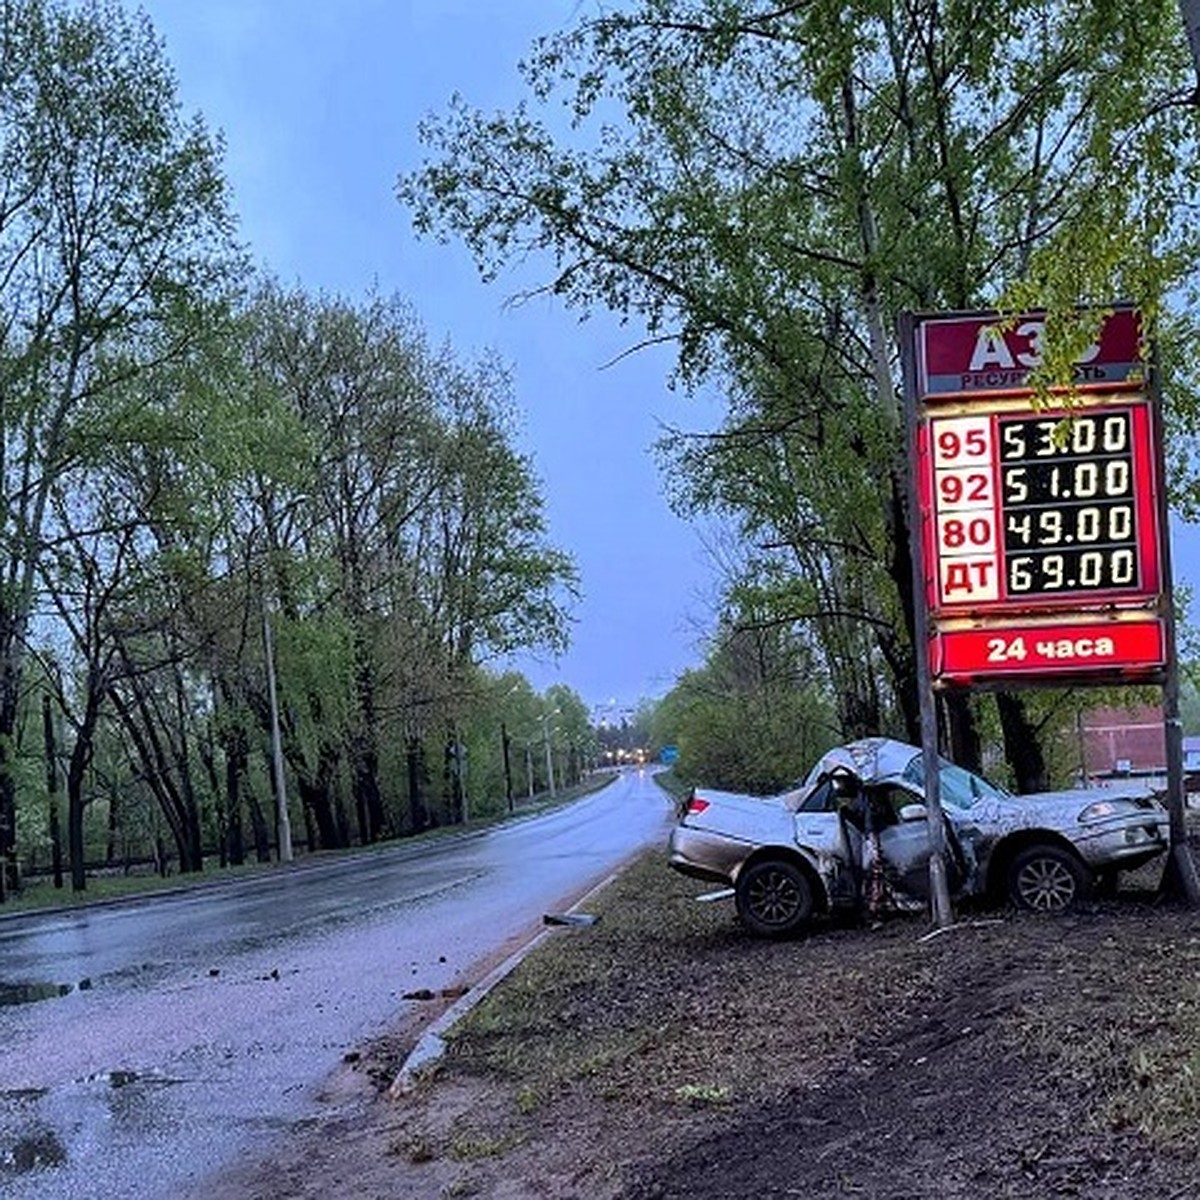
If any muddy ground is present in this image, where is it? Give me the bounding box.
[202,852,1200,1200]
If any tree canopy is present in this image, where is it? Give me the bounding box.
[0,0,580,896]
[403,0,1200,783]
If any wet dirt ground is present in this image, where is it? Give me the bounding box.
[192,852,1200,1200]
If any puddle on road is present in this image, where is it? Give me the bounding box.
[0,1127,68,1174]
[0,1070,187,1180]
[0,982,72,1006]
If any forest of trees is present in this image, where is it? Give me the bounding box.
[0,0,586,898]
[7,1,1200,897]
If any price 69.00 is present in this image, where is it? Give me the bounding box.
[1008,547,1137,594]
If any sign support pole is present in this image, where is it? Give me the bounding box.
[904,304,1193,911]
[900,312,955,929]
[1150,354,1200,906]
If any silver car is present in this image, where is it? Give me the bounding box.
[668,737,1169,937]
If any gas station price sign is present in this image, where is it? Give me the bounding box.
[907,308,1168,685]
[924,401,1160,612]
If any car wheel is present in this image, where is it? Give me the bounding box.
[735,858,814,938]
[1008,845,1089,913]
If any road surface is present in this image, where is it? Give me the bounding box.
[0,770,673,1198]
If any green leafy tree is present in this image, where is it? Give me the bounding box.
[0,0,242,894]
[652,612,836,794]
[219,283,578,844]
[403,0,1200,786]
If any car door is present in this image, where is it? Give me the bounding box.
[872,783,967,900]
[791,777,861,907]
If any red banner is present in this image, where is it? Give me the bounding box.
[918,308,1143,399]
[931,618,1166,684]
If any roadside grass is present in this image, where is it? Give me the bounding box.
[4,774,616,916]
[437,849,938,1116]
[426,837,1200,1188]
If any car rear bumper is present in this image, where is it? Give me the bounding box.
[667,824,754,886]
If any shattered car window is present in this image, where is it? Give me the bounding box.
[902,754,1010,810]
[797,780,837,813]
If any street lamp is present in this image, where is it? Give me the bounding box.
[499,682,520,813]
[261,596,293,864]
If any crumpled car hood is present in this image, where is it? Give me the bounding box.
[806,737,1160,818]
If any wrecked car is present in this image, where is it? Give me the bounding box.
[668,737,1169,937]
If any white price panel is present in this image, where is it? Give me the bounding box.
[931,416,1000,606]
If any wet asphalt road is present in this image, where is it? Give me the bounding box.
[0,770,673,1199]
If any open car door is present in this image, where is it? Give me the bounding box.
[869,784,967,901]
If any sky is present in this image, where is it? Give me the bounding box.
[136,0,725,712]
[135,1,1199,711]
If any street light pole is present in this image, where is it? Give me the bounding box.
[262,597,293,864]
[542,711,557,798]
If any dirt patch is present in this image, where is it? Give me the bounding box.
[200,853,1200,1199]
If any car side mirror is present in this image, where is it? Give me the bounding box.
[898,803,927,822]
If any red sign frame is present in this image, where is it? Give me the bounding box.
[931,617,1166,684]
[907,307,1167,687]
[915,397,1163,619]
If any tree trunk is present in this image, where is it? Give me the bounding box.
[0,641,20,901]
[223,723,247,866]
[1180,0,1200,89]
[350,637,385,844]
[108,687,198,872]
[65,689,105,893]
[297,756,342,850]
[197,725,227,868]
[407,736,427,834]
[941,690,982,773]
[43,694,64,889]
[171,661,204,873]
[884,472,922,744]
[246,782,272,863]
[995,692,1050,793]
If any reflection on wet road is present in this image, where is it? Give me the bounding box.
[0,771,671,1198]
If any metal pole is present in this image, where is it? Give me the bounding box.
[262,598,293,864]
[899,312,954,929]
[542,713,557,798]
[1149,339,1200,906]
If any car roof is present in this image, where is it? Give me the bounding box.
[807,737,921,786]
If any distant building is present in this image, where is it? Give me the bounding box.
[1079,705,1165,778]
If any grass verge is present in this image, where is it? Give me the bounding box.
[407,846,1200,1198]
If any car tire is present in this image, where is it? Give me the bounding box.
[1008,844,1089,913]
[735,858,814,938]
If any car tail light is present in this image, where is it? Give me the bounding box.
[687,796,710,815]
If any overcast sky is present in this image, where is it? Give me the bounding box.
[136,0,1199,708]
[137,0,726,711]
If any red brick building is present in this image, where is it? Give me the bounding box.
[1079,705,1165,778]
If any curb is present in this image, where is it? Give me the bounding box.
[388,869,621,1097]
